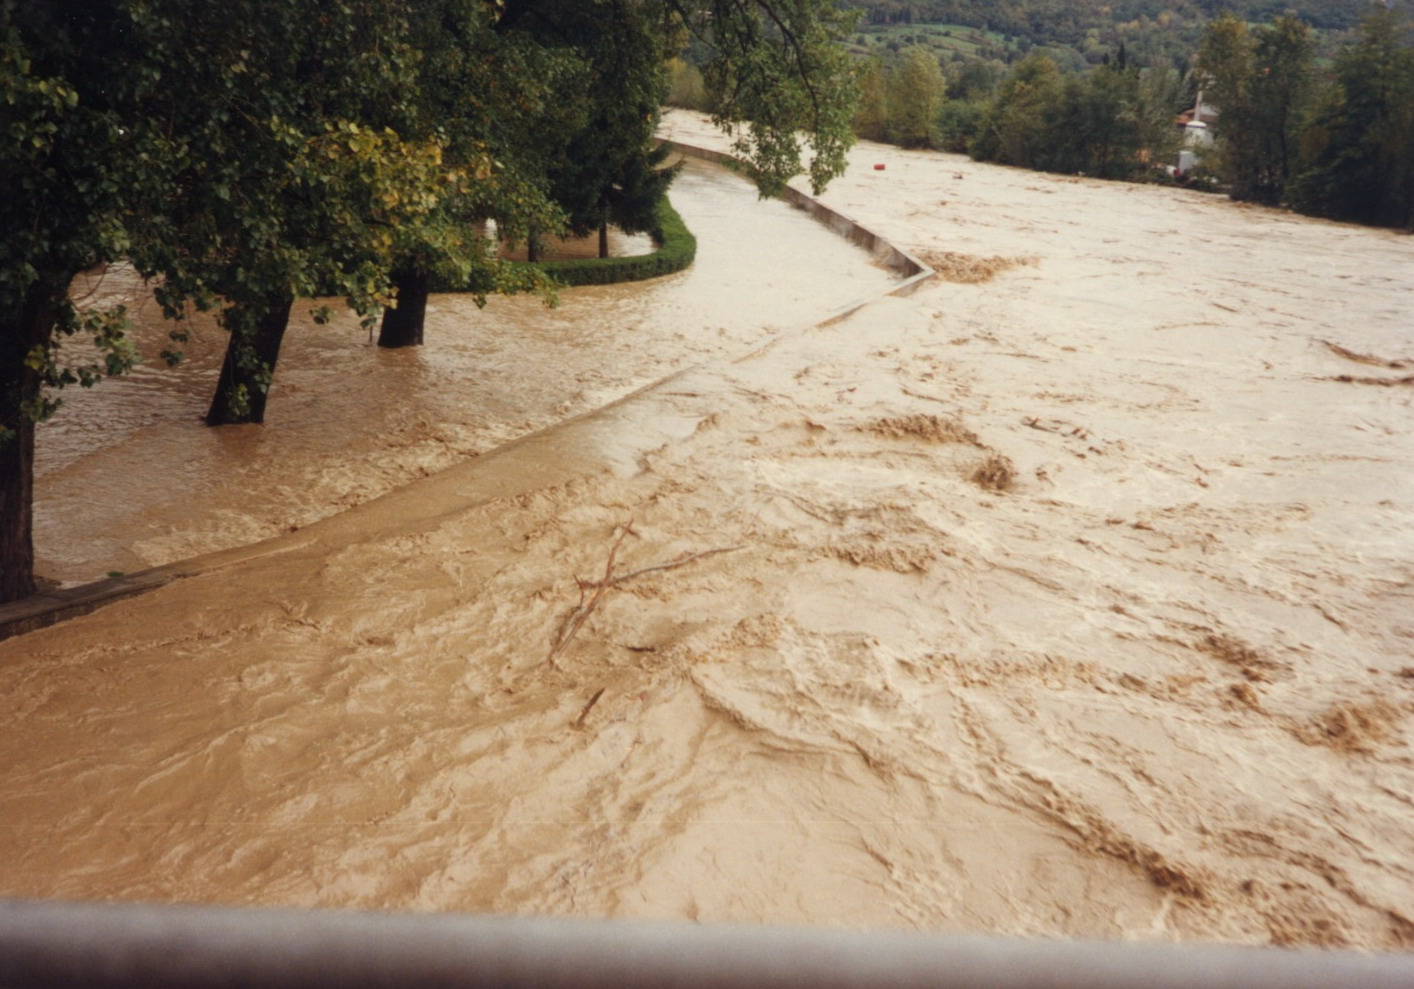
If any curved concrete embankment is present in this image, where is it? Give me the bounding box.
[659,139,934,302]
[1,150,932,641]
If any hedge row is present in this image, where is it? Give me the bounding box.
[527,195,696,288]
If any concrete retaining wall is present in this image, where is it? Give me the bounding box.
[658,139,934,297]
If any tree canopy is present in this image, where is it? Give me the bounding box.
[1289,6,1414,229]
[1197,13,1315,205]
[0,0,861,603]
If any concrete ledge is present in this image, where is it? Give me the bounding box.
[659,139,935,297]
[0,567,195,642]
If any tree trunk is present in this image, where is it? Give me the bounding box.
[598,219,610,259]
[205,293,295,426]
[377,267,430,348]
[1,268,70,603]
[527,225,539,264]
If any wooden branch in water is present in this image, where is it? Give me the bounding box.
[547,524,742,666]
[572,687,606,729]
[549,523,633,666]
[606,546,743,586]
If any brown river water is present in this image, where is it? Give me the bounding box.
[4,113,1413,949]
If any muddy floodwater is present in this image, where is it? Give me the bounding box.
[35,156,897,585]
[4,112,1414,950]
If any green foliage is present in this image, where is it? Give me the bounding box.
[666,57,713,111]
[690,0,862,194]
[851,46,948,147]
[1289,7,1414,230]
[1198,13,1316,205]
[532,2,675,245]
[369,0,576,343]
[853,0,1370,50]
[887,46,948,147]
[522,196,697,288]
[0,0,864,598]
[25,304,140,421]
[967,51,1181,180]
[935,97,988,152]
[853,58,890,141]
[1,1,173,433]
[132,1,451,308]
[969,52,1064,167]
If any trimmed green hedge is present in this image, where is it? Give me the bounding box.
[527,195,696,287]
[402,195,695,297]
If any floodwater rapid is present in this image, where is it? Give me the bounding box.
[34,156,897,586]
[4,113,1413,949]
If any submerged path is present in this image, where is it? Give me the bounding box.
[2,113,1413,949]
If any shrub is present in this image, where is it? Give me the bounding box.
[528,195,696,288]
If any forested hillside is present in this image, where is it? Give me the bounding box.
[849,0,1380,69]
[856,0,1375,38]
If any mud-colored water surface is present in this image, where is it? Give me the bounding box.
[3,112,1413,949]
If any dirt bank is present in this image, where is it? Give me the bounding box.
[2,112,1411,948]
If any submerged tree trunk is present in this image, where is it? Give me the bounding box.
[1,268,70,603]
[377,266,430,348]
[205,293,295,426]
[598,218,610,260]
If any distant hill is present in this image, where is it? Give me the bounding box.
[852,0,1377,39]
[848,0,1380,36]
[847,0,1383,69]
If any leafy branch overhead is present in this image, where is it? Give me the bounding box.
[0,0,860,603]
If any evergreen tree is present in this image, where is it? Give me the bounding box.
[534,1,675,260]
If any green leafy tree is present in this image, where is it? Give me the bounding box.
[1048,62,1180,179]
[1290,6,1414,229]
[130,0,456,425]
[531,1,678,260]
[682,0,862,194]
[1,0,447,599]
[375,4,574,348]
[383,0,863,347]
[1134,64,1187,172]
[666,57,712,111]
[887,46,947,147]
[1042,64,1143,177]
[967,47,1179,179]
[969,52,1064,167]
[1,0,864,601]
[1,0,178,603]
[490,0,861,197]
[854,57,889,141]
[1198,13,1314,205]
[1248,16,1316,201]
